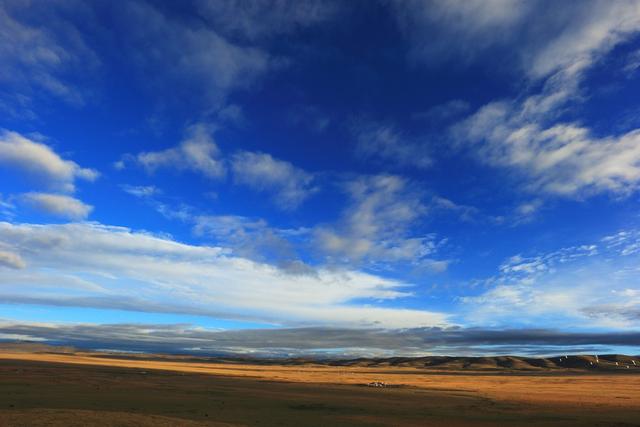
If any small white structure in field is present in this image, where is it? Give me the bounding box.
[615,362,619,366]
[595,355,599,363]
[367,381,386,388]
[632,360,636,366]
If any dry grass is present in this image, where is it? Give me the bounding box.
[1,351,638,409]
[1,351,639,426]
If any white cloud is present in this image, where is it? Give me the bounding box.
[0,221,448,328]
[314,175,446,271]
[391,2,640,203]
[0,130,98,193]
[525,1,640,79]
[231,151,317,210]
[124,130,317,210]
[353,123,432,170]
[447,2,640,200]
[457,103,640,197]
[121,185,160,198]
[0,130,96,220]
[130,123,225,179]
[19,193,93,220]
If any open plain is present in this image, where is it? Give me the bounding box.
[1,348,639,426]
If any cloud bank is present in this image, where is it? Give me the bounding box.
[2,321,639,357]
[0,221,447,329]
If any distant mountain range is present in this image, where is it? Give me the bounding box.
[325,354,640,371]
[2,341,639,372]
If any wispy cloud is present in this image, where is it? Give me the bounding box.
[231,151,317,210]
[118,0,273,109]
[430,196,479,223]
[353,122,432,170]
[115,1,337,111]
[120,177,448,276]
[193,215,307,272]
[0,1,99,115]
[120,184,161,198]
[314,175,447,272]
[392,0,529,67]
[462,230,640,329]
[119,187,310,271]
[602,229,640,257]
[0,194,16,220]
[623,49,640,75]
[195,0,339,42]
[394,0,640,80]
[2,0,331,116]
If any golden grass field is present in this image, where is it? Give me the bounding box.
[1,350,639,426]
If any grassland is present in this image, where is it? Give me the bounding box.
[0,349,639,426]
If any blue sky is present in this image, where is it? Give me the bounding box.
[1,0,640,356]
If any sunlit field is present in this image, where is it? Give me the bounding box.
[1,349,639,426]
